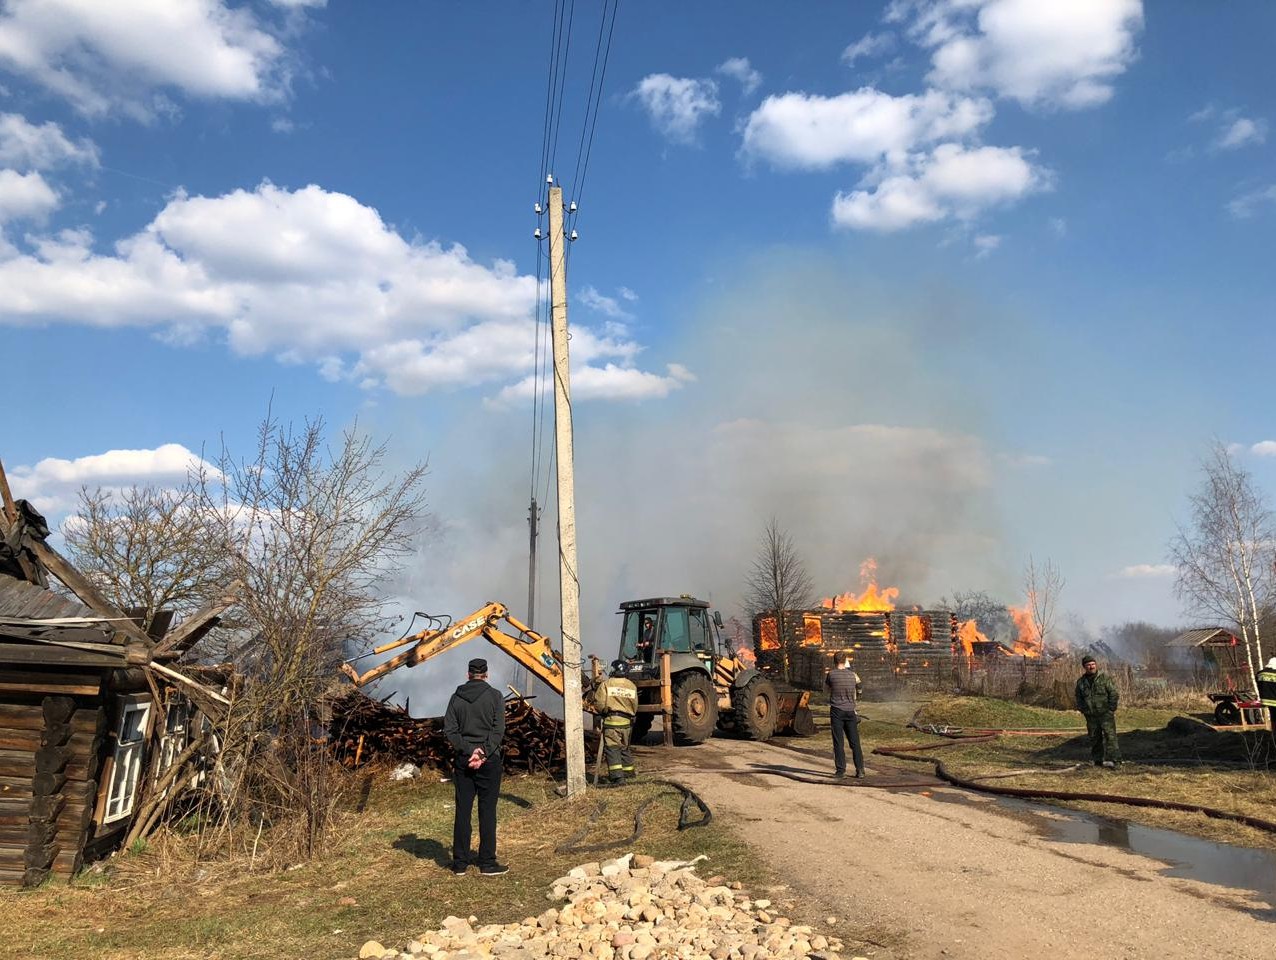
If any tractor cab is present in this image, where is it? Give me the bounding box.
[616,596,719,681]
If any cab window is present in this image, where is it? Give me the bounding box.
[621,611,658,662]
[688,608,711,653]
[661,607,692,653]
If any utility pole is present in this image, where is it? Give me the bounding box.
[522,495,538,697]
[548,181,586,797]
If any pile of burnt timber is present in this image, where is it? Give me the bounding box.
[330,690,571,773]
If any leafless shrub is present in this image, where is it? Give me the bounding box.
[1024,555,1065,652]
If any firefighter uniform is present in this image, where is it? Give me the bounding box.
[593,672,639,782]
[1256,658,1276,729]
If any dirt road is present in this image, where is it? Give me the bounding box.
[653,735,1274,960]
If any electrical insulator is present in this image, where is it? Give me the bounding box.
[534,203,543,214]
[534,228,542,239]
[569,230,578,241]
[546,173,554,184]
[568,201,578,213]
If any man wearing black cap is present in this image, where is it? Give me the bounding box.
[1075,654,1121,769]
[443,658,507,875]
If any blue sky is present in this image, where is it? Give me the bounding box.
[1,1,1275,690]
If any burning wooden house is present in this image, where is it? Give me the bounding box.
[0,475,231,887]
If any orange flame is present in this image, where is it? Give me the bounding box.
[758,617,779,651]
[1006,598,1042,658]
[735,646,757,667]
[822,558,900,612]
[802,615,823,647]
[905,614,928,644]
[957,619,989,658]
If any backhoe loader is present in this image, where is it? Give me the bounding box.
[341,596,814,746]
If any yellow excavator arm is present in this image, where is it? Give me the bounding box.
[341,601,590,703]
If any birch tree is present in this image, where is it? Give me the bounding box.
[1169,441,1275,681]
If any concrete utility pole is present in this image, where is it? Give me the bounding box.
[548,182,586,797]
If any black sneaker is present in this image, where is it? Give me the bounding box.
[833,771,846,780]
[479,863,509,876]
[852,771,865,779]
[450,863,469,876]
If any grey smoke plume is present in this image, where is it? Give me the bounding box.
[369,252,1021,714]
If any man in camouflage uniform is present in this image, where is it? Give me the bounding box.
[1075,654,1121,768]
[592,661,639,783]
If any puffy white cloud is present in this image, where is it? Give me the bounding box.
[742,87,992,171]
[9,443,214,513]
[495,362,694,405]
[896,0,1143,110]
[0,0,304,118]
[0,113,98,169]
[1228,184,1276,219]
[832,143,1046,231]
[1216,116,1267,151]
[0,181,678,401]
[1252,441,1276,457]
[716,57,761,96]
[842,31,896,67]
[1114,563,1176,580]
[0,168,57,221]
[631,73,721,143]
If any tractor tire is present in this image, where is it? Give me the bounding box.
[672,673,718,745]
[631,712,653,744]
[1214,700,1242,726]
[731,677,779,742]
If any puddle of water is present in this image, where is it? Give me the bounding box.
[927,788,1276,909]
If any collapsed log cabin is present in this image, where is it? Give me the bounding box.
[0,465,232,887]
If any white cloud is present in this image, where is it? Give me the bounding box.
[0,113,98,169]
[617,287,638,302]
[972,233,1000,258]
[1252,441,1276,457]
[9,443,214,514]
[1228,184,1276,219]
[715,57,761,96]
[1216,116,1267,151]
[0,168,57,221]
[897,0,1144,110]
[631,73,721,143]
[270,117,296,134]
[578,285,632,319]
[741,87,992,171]
[1114,563,1176,580]
[495,362,695,405]
[0,181,676,401]
[842,31,896,67]
[832,143,1047,231]
[1048,216,1066,237]
[0,0,305,119]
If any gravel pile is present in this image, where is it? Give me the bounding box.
[357,853,857,960]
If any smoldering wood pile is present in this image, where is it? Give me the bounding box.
[330,690,579,773]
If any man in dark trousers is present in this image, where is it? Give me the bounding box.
[591,661,639,782]
[1256,657,1276,732]
[1075,654,1121,768]
[443,658,507,876]
[825,652,865,779]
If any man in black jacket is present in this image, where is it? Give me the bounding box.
[443,658,507,876]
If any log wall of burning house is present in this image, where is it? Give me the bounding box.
[751,609,955,691]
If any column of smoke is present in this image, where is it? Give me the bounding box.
[373,256,1021,715]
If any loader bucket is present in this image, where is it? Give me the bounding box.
[774,689,816,737]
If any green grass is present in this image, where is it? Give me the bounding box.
[0,772,765,960]
[913,695,1181,732]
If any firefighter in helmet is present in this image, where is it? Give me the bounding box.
[592,660,639,783]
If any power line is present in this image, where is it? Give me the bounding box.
[569,0,620,236]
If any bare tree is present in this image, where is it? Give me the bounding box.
[1024,555,1065,652]
[744,517,814,682]
[934,589,1011,641]
[1169,440,1275,683]
[63,483,235,637]
[203,415,430,859]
